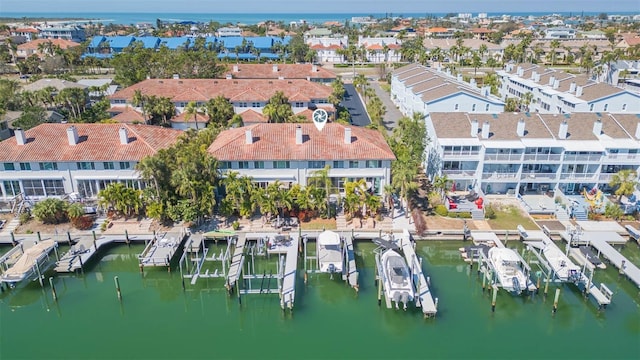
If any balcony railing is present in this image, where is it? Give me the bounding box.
[482,172,519,180]
[563,154,603,162]
[599,173,615,181]
[442,151,481,158]
[442,170,477,177]
[605,154,640,162]
[483,154,523,161]
[559,173,596,180]
[521,172,557,180]
[523,154,562,162]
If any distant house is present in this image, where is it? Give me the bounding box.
[38,25,85,43]
[16,39,80,59]
[22,78,87,93]
[217,27,242,37]
[357,36,402,63]
[543,27,576,40]
[306,36,347,64]
[10,27,39,42]
[222,64,336,83]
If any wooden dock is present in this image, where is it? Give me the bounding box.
[589,237,640,289]
[138,234,183,270]
[625,225,640,244]
[399,229,438,317]
[342,235,358,290]
[225,233,246,289]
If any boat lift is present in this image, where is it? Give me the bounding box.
[179,233,233,286]
[471,243,537,295]
[521,228,612,309]
[302,232,359,291]
[0,240,59,289]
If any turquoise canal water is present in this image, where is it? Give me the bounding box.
[1,241,639,359]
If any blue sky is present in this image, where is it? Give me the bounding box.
[1,0,638,13]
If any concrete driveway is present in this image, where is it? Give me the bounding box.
[340,83,370,127]
[370,81,404,133]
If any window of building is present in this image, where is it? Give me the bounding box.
[254,161,265,169]
[366,160,382,168]
[622,104,627,111]
[471,104,476,112]
[238,161,249,169]
[349,160,359,168]
[76,162,95,170]
[77,180,98,198]
[19,162,31,170]
[43,179,65,195]
[39,162,58,170]
[273,161,290,169]
[589,104,594,111]
[485,104,490,111]
[22,179,45,196]
[333,161,344,169]
[3,163,15,171]
[103,162,115,170]
[119,162,131,169]
[454,104,459,111]
[238,102,248,107]
[3,180,20,196]
[220,161,231,169]
[251,102,261,107]
[294,102,304,108]
[308,161,325,169]
[603,104,608,112]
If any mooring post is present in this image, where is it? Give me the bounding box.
[552,288,560,314]
[491,285,497,312]
[114,276,122,300]
[586,270,594,296]
[37,231,41,243]
[92,231,97,250]
[481,267,487,291]
[49,277,58,301]
[10,231,16,246]
[35,261,44,288]
[536,273,541,294]
[544,271,551,297]
[67,232,72,246]
[377,271,382,306]
[125,229,130,246]
[78,255,84,275]
[619,260,626,276]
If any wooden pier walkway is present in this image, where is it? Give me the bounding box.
[589,237,640,289]
[226,233,246,289]
[399,230,437,317]
[342,235,358,290]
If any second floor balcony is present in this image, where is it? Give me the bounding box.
[483,153,523,162]
[521,172,557,180]
[523,153,562,162]
[443,169,477,178]
[563,153,603,162]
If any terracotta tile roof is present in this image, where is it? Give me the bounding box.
[310,44,344,50]
[0,124,183,162]
[239,109,267,123]
[366,44,383,50]
[111,107,147,123]
[427,27,449,33]
[471,28,494,34]
[15,28,39,33]
[110,79,332,104]
[224,64,336,80]
[17,38,80,50]
[208,123,395,161]
[171,111,209,123]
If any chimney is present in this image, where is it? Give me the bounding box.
[233,65,239,72]
[517,118,526,137]
[534,72,541,82]
[457,74,463,82]
[344,127,352,144]
[172,74,179,79]
[470,119,479,137]
[119,127,129,145]
[569,82,576,93]
[245,129,253,144]
[312,64,318,72]
[576,86,583,97]
[469,78,476,87]
[558,120,568,139]
[531,71,537,80]
[517,66,524,76]
[592,118,603,136]
[553,79,559,89]
[635,122,640,140]
[225,73,232,80]
[548,76,555,86]
[481,121,490,139]
[272,64,278,73]
[67,126,79,146]
[15,128,26,145]
[295,125,303,144]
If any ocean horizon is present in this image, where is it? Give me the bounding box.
[1,11,638,25]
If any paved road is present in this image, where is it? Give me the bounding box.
[341,83,370,127]
[370,81,404,133]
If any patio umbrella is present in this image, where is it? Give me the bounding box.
[451,182,456,192]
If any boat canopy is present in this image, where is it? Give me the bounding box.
[318,230,341,246]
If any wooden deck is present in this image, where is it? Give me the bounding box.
[342,235,358,289]
[225,233,246,288]
[399,229,437,317]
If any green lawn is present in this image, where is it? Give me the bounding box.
[300,218,337,230]
[487,205,539,231]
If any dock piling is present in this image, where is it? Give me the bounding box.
[481,267,486,291]
[552,288,560,314]
[114,276,122,300]
[491,285,497,312]
[49,277,58,301]
[67,232,72,246]
[37,231,41,243]
[10,231,16,246]
[544,271,551,298]
[92,231,97,250]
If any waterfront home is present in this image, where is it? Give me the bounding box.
[424,112,640,197]
[222,64,336,83]
[16,39,80,60]
[357,36,402,63]
[208,123,395,195]
[0,124,182,201]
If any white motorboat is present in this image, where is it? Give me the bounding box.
[317,230,343,275]
[0,240,57,284]
[487,247,532,295]
[543,242,581,282]
[380,248,414,310]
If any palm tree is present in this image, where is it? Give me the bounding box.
[184,101,200,130]
[609,169,638,204]
[132,89,148,124]
[549,39,561,66]
[309,165,333,218]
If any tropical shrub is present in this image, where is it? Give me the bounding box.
[72,215,95,230]
[32,198,68,224]
[435,204,448,216]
